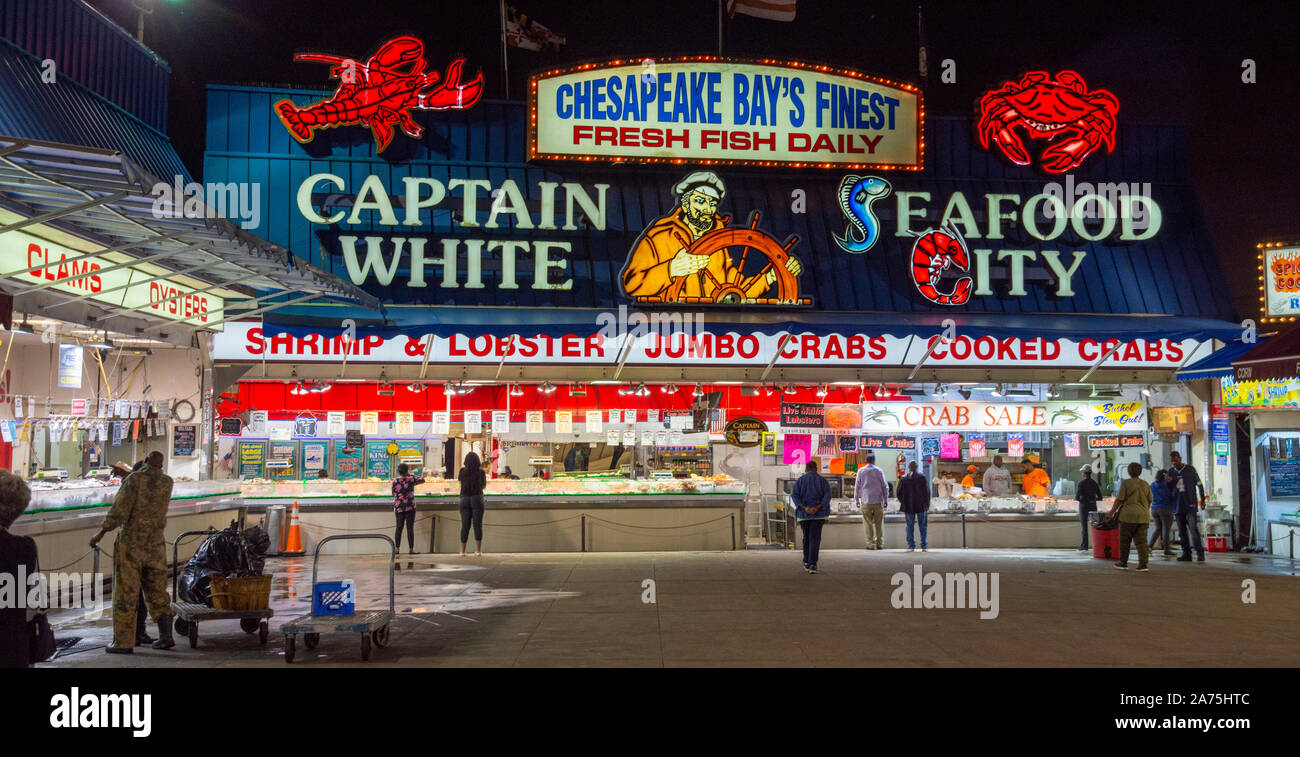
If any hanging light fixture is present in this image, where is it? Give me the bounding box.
[816,383,828,397]
[617,383,634,395]
[931,384,947,399]
[782,383,797,395]
[991,383,1006,397]
[662,383,679,393]
[1141,385,1154,397]
[509,383,524,396]
[539,380,556,394]
[693,382,704,396]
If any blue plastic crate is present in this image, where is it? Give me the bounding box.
[312,580,355,616]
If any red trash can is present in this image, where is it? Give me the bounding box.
[1091,524,1120,560]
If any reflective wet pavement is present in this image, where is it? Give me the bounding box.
[41,548,1300,667]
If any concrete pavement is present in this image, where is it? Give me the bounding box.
[41,548,1300,667]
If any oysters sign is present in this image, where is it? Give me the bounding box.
[530,58,922,169]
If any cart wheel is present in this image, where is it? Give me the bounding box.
[372,624,391,648]
[284,635,295,663]
[258,621,268,645]
[173,617,191,635]
[303,633,320,649]
[187,622,199,649]
[360,633,372,661]
[240,617,260,634]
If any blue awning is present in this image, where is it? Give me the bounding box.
[262,306,1245,343]
[1175,338,1260,381]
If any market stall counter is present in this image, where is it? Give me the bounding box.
[793,495,1113,550]
[12,480,246,573]
[241,473,746,554]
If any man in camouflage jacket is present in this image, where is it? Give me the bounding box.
[90,451,175,653]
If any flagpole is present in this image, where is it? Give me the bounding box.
[717,0,723,56]
[499,0,510,99]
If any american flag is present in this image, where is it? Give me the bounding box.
[727,0,797,22]
[505,5,566,51]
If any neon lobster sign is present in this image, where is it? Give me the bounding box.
[275,36,484,152]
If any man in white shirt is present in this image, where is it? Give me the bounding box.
[854,453,890,550]
[982,455,1012,496]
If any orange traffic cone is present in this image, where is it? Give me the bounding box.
[282,500,305,556]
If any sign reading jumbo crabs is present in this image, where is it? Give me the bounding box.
[529,58,922,169]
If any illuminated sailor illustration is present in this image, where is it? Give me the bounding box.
[620,171,805,304]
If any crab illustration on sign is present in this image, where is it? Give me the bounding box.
[909,222,974,306]
[620,171,808,305]
[275,36,484,152]
[976,70,1118,173]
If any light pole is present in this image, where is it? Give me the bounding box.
[131,0,153,44]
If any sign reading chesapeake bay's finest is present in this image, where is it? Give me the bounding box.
[2,231,225,328]
[723,416,767,447]
[530,58,922,169]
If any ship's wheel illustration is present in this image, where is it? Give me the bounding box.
[666,211,801,304]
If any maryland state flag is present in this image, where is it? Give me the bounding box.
[506,5,566,51]
[727,0,797,22]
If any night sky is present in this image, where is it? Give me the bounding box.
[85,0,1300,321]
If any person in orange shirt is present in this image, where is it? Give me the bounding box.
[961,464,977,488]
[621,171,801,303]
[1021,457,1051,496]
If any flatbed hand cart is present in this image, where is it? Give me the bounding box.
[280,534,396,663]
[169,529,274,648]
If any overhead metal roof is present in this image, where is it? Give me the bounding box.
[0,135,379,344]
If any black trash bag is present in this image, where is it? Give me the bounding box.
[177,525,261,606]
[1089,511,1119,530]
[241,524,270,576]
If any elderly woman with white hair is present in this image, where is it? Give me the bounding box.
[0,470,40,667]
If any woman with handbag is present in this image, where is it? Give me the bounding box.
[1,470,54,667]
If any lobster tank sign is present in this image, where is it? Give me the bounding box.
[529,58,922,169]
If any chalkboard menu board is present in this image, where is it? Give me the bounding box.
[172,424,197,457]
[345,429,365,448]
[219,417,243,436]
[1267,436,1300,498]
[237,440,265,478]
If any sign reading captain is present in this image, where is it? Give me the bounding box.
[620,171,805,305]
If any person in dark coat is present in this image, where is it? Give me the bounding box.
[897,461,931,552]
[791,461,831,574]
[0,471,40,668]
[1076,464,1103,551]
[457,452,488,556]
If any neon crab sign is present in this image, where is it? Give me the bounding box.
[976,70,1118,173]
[275,36,484,152]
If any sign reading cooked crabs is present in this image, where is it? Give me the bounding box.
[856,402,1146,433]
[530,58,922,169]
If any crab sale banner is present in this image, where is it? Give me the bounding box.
[856,401,1147,433]
[530,58,922,169]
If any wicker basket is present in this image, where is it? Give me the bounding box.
[209,574,272,611]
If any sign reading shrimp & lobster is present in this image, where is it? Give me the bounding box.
[857,401,1147,433]
[529,58,923,169]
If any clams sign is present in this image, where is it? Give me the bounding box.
[529,58,922,169]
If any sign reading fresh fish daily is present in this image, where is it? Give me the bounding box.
[529,58,922,169]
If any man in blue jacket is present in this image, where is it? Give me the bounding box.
[792,461,831,574]
[1168,451,1206,562]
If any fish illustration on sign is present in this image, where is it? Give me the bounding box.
[833,175,891,253]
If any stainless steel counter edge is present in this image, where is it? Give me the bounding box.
[11,496,246,537]
[820,512,1083,523]
[243,495,746,511]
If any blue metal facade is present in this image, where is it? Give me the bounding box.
[203,83,1237,322]
[0,0,170,131]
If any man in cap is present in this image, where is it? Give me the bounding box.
[1076,464,1102,551]
[981,455,1012,497]
[90,451,176,653]
[1021,457,1050,496]
[621,171,801,303]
